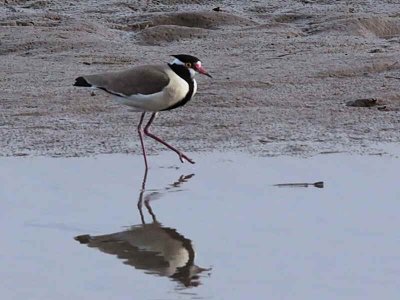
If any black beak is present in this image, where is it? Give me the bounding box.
[196,65,212,78]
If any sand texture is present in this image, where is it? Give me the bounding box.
[1,0,399,157]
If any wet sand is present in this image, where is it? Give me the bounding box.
[1,0,400,157]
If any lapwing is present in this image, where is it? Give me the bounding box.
[74,54,212,168]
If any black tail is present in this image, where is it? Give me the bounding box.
[74,234,91,244]
[74,76,92,87]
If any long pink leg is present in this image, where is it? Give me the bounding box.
[144,113,195,164]
[137,112,148,169]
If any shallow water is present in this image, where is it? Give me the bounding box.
[1,152,400,300]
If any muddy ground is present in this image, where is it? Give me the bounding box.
[1,0,399,158]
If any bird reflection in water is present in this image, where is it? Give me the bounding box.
[74,169,210,287]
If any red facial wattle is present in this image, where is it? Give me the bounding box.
[194,62,212,78]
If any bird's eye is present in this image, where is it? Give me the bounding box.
[185,62,192,68]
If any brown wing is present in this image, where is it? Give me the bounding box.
[82,64,170,96]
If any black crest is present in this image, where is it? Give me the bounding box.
[172,54,200,64]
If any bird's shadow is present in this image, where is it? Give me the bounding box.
[74,168,210,288]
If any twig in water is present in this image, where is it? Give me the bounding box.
[273,181,324,188]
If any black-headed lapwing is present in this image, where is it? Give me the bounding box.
[74,54,212,168]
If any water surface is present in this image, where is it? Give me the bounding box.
[1,152,400,299]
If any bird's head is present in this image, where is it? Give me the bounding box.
[171,54,212,78]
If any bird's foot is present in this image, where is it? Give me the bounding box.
[178,152,195,164]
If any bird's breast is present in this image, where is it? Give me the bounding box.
[163,69,190,106]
